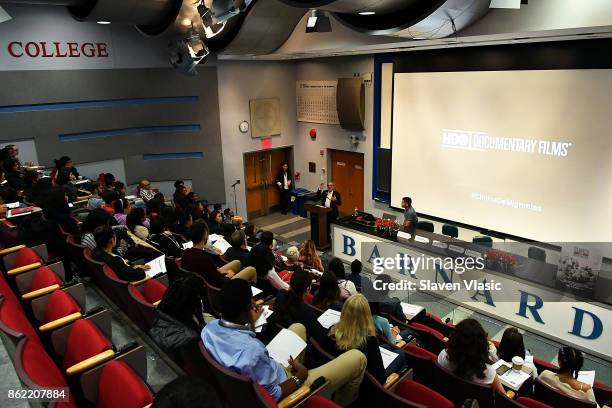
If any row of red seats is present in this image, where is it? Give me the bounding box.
[0,243,154,408]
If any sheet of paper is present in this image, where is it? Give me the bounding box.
[73,179,89,185]
[124,195,137,200]
[380,347,399,369]
[212,237,232,253]
[266,328,307,367]
[317,309,341,329]
[251,286,263,297]
[208,234,223,243]
[6,202,19,209]
[7,209,33,218]
[145,255,166,277]
[524,355,534,364]
[500,368,530,390]
[577,370,595,386]
[389,324,402,341]
[182,241,193,249]
[400,302,424,319]
[254,305,274,332]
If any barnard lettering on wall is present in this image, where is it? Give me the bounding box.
[7,41,109,58]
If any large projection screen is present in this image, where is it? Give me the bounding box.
[390,69,612,243]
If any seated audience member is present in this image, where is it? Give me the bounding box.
[322,294,406,385]
[138,179,156,202]
[270,269,327,343]
[51,155,79,183]
[4,158,25,190]
[370,302,416,348]
[126,207,150,240]
[173,180,189,209]
[86,182,104,210]
[223,230,250,267]
[182,220,255,286]
[223,208,234,224]
[244,222,259,246]
[372,274,407,323]
[208,210,225,235]
[0,204,20,247]
[101,190,118,214]
[92,225,149,281]
[55,168,82,202]
[202,279,367,405]
[248,231,289,291]
[328,257,357,297]
[312,272,343,311]
[148,216,183,258]
[299,239,324,272]
[539,347,598,405]
[113,181,127,197]
[37,187,78,256]
[100,172,116,192]
[27,177,52,207]
[347,260,372,292]
[1,144,21,168]
[150,274,207,363]
[113,197,132,225]
[0,168,17,197]
[231,215,243,231]
[438,318,504,392]
[80,208,116,250]
[169,210,192,238]
[494,327,538,378]
[281,246,304,273]
[152,377,222,408]
[22,170,40,199]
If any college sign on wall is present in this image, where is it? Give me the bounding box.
[7,41,110,59]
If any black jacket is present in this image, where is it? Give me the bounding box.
[150,310,200,363]
[148,232,183,258]
[317,189,342,219]
[92,247,146,282]
[274,170,293,191]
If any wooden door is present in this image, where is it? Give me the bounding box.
[245,147,292,219]
[331,150,364,215]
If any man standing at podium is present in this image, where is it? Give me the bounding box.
[275,162,292,214]
[317,181,342,221]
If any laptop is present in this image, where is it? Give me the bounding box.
[382,213,397,221]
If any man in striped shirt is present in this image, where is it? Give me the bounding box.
[138,179,155,202]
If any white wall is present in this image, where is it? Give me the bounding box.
[216,60,298,217]
[215,55,397,221]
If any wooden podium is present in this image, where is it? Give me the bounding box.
[305,203,332,250]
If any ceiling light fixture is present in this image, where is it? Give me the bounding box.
[97,21,111,25]
[358,11,375,16]
[306,9,331,33]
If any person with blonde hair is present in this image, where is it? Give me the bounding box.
[299,239,324,272]
[322,294,406,384]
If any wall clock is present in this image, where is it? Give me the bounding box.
[239,120,250,133]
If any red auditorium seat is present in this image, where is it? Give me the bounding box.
[430,361,495,408]
[0,295,40,341]
[16,264,64,300]
[199,341,327,408]
[1,245,46,276]
[127,278,168,330]
[516,397,553,408]
[43,289,81,325]
[534,377,596,408]
[495,389,552,408]
[408,322,447,354]
[96,360,154,408]
[62,319,113,375]
[13,337,77,408]
[394,379,453,408]
[533,357,558,374]
[402,343,437,386]
[255,385,340,408]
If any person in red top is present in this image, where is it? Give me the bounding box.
[101,190,118,215]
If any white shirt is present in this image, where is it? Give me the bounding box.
[325,190,334,208]
[438,349,496,385]
[283,173,289,189]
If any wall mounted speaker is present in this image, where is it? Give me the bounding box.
[336,78,365,131]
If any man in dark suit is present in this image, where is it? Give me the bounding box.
[317,181,342,221]
[274,163,293,214]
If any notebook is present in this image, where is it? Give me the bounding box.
[145,255,166,277]
[266,329,307,368]
[317,309,341,329]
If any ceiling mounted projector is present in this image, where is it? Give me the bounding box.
[0,5,12,24]
[306,9,331,33]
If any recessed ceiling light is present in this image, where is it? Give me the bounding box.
[358,11,375,16]
[97,21,111,25]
